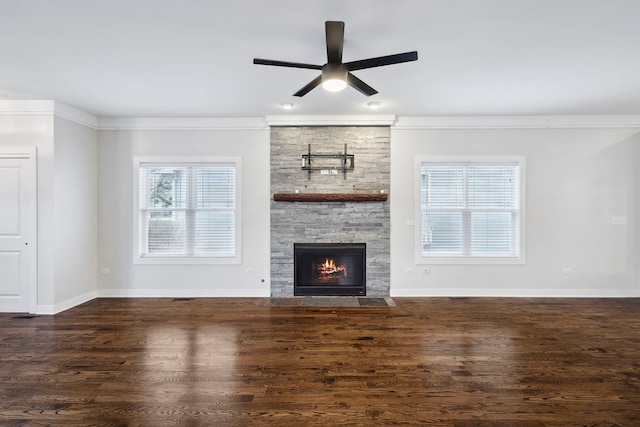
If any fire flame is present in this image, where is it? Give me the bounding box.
[319,258,347,278]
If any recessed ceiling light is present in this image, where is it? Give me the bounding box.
[367,101,381,109]
[281,102,294,110]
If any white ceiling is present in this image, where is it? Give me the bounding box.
[1,0,640,118]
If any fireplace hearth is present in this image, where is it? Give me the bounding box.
[294,243,366,296]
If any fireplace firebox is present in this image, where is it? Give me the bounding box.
[294,243,366,296]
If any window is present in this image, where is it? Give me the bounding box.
[134,158,241,264]
[416,157,524,264]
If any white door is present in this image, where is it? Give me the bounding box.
[0,148,37,313]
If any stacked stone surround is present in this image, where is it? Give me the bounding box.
[270,126,390,297]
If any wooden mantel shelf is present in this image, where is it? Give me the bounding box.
[273,193,388,202]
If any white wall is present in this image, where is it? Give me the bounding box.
[3,105,638,307]
[0,103,98,313]
[390,125,639,297]
[0,107,56,310]
[53,116,98,310]
[634,138,640,290]
[97,127,271,297]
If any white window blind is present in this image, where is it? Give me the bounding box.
[419,159,523,262]
[138,162,237,260]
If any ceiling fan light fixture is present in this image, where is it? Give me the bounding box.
[321,63,348,92]
[321,78,347,92]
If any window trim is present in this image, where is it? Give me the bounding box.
[133,156,242,265]
[415,156,526,265]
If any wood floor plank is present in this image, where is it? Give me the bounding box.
[1,297,639,426]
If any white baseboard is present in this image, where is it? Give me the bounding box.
[96,288,270,298]
[35,290,98,315]
[391,287,640,298]
[34,304,55,315]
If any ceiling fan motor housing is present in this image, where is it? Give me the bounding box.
[321,63,349,91]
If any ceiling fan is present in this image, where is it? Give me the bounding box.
[253,21,418,97]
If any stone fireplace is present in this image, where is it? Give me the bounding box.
[270,126,390,297]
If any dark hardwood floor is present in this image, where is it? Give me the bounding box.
[1,297,639,426]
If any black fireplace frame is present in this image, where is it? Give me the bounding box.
[294,243,366,296]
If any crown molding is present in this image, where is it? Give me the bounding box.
[3,103,639,130]
[53,102,99,129]
[394,115,640,129]
[0,99,55,114]
[98,117,268,130]
[266,115,396,126]
[0,100,99,129]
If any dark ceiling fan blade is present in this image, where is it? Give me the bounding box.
[325,21,344,64]
[347,73,378,96]
[253,58,322,70]
[293,75,323,97]
[345,51,418,71]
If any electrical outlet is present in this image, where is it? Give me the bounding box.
[422,267,431,274]
[101,268,110,275]
[562,267,573,275]
[404,267,414,274]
